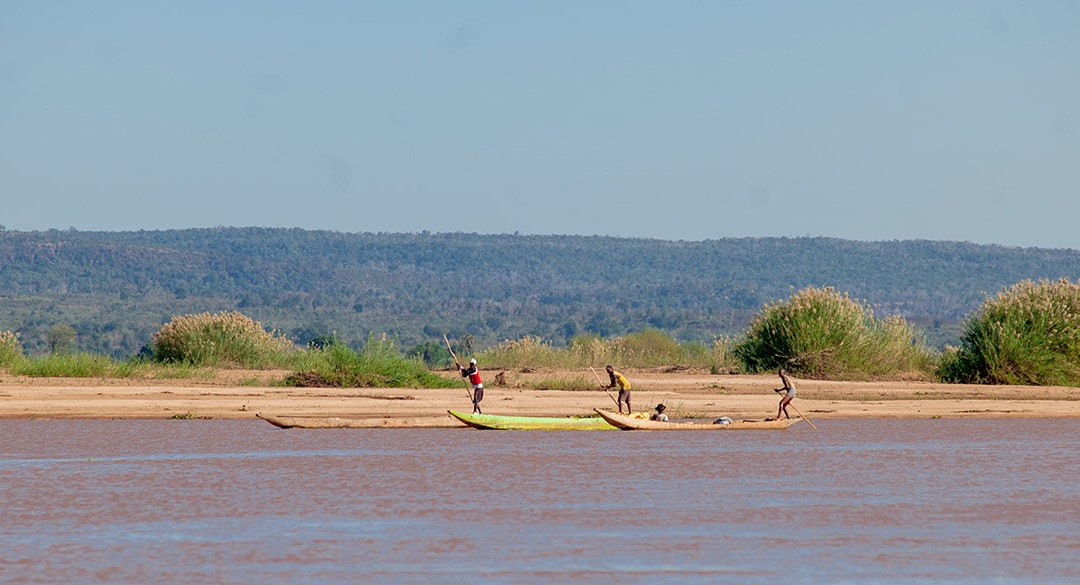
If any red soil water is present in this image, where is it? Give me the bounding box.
[2,418,1079,584]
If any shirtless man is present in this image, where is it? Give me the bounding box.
[774,368,796,419]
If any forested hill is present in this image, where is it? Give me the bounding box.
[2,228,1079,356]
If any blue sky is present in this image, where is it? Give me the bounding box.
[2,1,1077,248]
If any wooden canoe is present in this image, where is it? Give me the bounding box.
[594,409,803,430]
[448,410,617,430]
[257,413,458,429]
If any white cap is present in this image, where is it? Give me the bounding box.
[469,358,477,365]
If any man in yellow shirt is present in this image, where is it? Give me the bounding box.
[605,365,632,414]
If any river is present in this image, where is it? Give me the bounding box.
[2,418,1078,584]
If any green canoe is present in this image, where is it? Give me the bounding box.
[448,410,617,430]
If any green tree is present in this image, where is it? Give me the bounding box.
[406,341,452,367]
[47,324,77,354]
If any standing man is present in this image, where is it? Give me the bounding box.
[774,367,796,420]
[605,365,632,415]
[459,358,484,414]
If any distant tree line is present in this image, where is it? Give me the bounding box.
[2,228,1080,357]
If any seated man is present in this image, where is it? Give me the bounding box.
[649,403,668,422]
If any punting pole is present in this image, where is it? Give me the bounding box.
[443,334,473,402]
[589,366,620,408]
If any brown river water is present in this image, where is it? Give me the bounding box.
[2,418,1079,584]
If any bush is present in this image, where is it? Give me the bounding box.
[734,287,931,380]
[0,330,24,367]
[940,279,1080,386]
[284,336,459,388]
[151,311,295,367]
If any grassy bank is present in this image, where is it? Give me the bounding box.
[3,353,212,379]
[478,330,738,373]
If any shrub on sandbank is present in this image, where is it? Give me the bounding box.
[939,279,1080,386]
[734,286,932,380]
[151,311,295,367]
[283,337,458,388]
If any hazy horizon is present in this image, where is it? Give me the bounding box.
[6,224,1080,252]
[3,1,1077,249]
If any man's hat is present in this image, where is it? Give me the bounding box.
[655,403,666,411]
[469,358,477,365]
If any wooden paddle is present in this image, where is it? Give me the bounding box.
[589,366,620,408]
[443,334,473,402]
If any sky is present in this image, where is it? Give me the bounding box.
[1,1,1078,248]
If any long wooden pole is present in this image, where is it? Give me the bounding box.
[790,403,812,431]
[782,396,817,430]
[443,334,473,402]
[589,366,620,408]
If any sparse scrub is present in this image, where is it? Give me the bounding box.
[151,311,295,367]
[734,287,932,380]
[168,412,200,419]
[283,337,459,388]
[479,329,738,370]
[939,279,1080,386]
[0,330,23,367]
[520,375,596,391]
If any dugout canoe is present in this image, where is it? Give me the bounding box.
[594,409,803,431]
[257,413,458,429]
[448,410,617,430]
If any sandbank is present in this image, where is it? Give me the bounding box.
[2,368,1078,422]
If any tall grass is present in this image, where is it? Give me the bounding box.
[479,329,737,371]
[283,336,459,388]
[7,353,212,379]
[734,287,932,380]
[939,279,1080,386]
[520,375,597,391]
[0,330,23,367]
[151,311,295,367]
[11,353,119,377]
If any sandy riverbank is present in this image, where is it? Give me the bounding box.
[2,368,1079,422]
